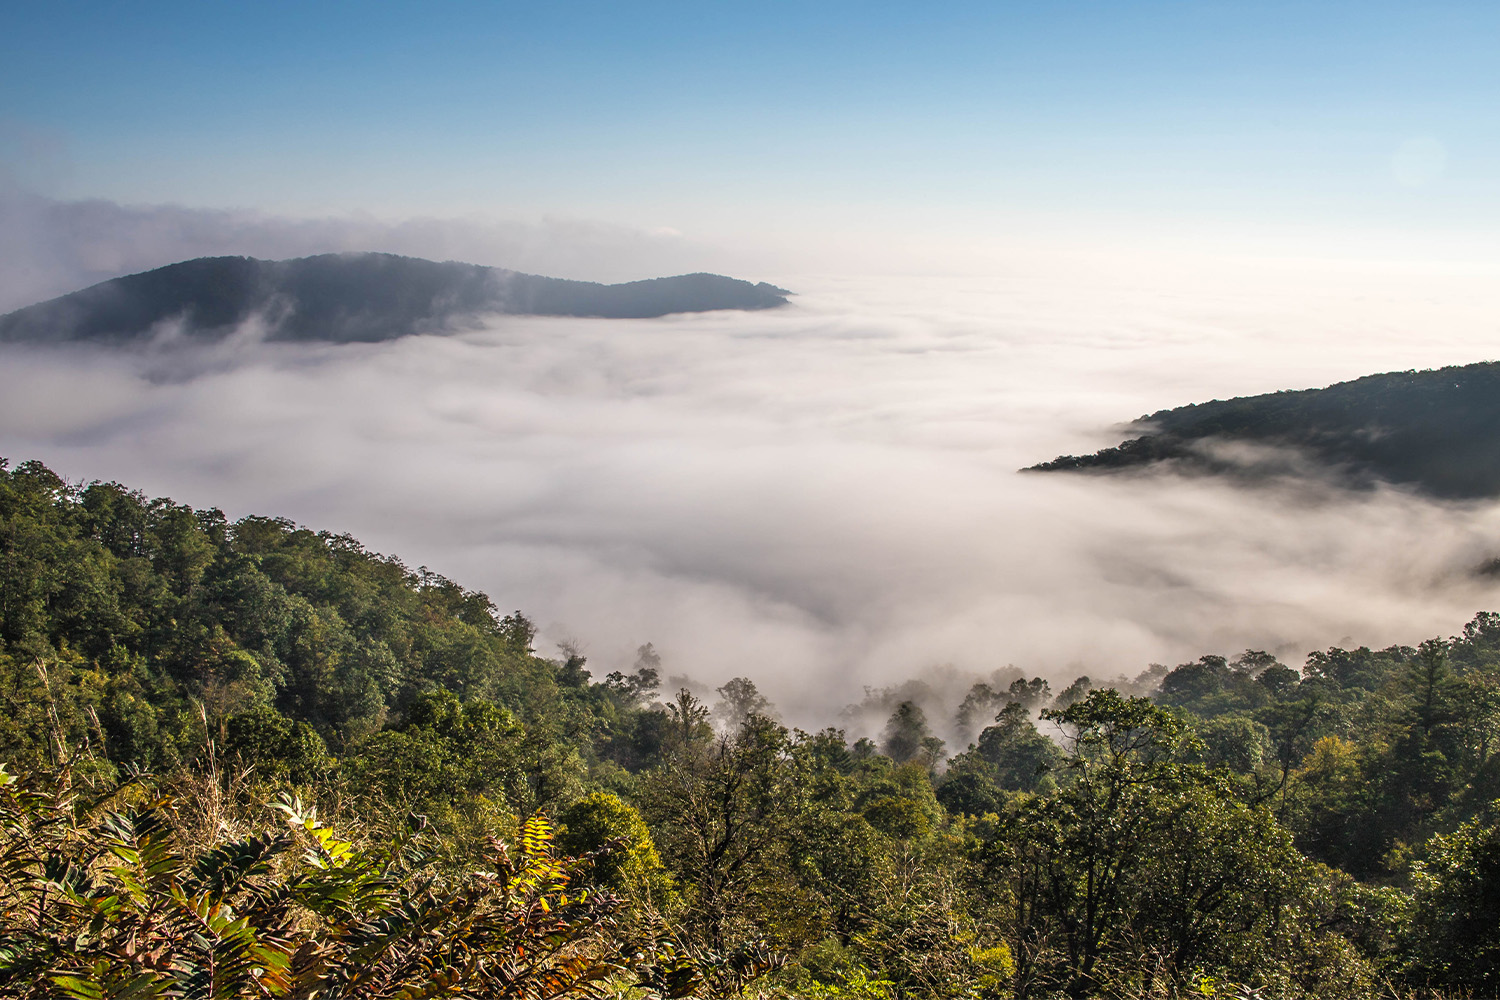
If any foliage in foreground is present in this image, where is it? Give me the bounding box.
[0,764,653,1000]
[7,457,1500,998]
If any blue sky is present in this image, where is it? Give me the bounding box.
[3,1,1498,252]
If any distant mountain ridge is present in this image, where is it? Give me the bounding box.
[0,253,793,344]
[1028,361,1500,499]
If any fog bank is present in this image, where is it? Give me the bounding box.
[4,254,1500,732]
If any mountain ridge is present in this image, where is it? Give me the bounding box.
[0,252,793,344]
[1027,360,1500,499]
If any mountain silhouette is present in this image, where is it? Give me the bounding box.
[0,253,793,344]
[1027,361,1500,499]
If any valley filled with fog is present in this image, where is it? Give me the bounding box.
[4,251,1500,729]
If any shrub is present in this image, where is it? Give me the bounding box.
[0,764,645,1000]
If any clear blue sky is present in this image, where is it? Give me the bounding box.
[3,1,1498,249]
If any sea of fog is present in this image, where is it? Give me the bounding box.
[4,252,1500,731]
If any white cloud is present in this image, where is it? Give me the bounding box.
[5,254,1500,736]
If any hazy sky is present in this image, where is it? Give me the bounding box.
[4,2,1500,261]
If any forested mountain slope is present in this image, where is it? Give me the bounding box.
[1029,361,1500,498]
[0,253,792,344]
[4,455,1500,998]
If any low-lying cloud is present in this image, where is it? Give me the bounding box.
[5,233,1500,737]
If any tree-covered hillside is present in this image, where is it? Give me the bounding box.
[4,456,1500,999]
[1029,361,1500,498]
[0,253,793,344]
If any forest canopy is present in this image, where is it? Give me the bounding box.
[1029,360,1500,499]
[3,456,1500,999]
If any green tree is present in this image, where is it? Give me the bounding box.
[994,690,1332,997]
[557,791,677,913]
[714,676,774,731]
[1406,808,1500,993]
[665,687,712,750]
[880,701,931,764]
[642,715,803,959]
[604,643,662,706]
[974,702,1063,792]
[1195,714,1274,775]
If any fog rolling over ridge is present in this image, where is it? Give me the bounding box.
[0,253,791,344]
[1029,362,1500,500]
[4,251,1500,732]
[0,191,756,313]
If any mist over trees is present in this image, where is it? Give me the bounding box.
[4,456,1500,998]
[0,253,793,345]
[1030,360,1500,500]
